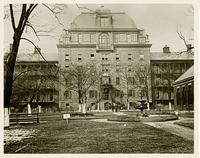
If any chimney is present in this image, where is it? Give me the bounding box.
[34,47,41,54]
[163,45,170,53]
[186,44,193,51]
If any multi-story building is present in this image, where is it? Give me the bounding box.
[5,47,59,113]
[150,46,194,110]
[57,8,151,111]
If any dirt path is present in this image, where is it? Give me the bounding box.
[143,120,194,141]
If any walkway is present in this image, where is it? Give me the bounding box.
[143,118,194,141]
[92,112,194,141]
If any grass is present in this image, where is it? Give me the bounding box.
[174,121,194,129]
[4,120,193,154]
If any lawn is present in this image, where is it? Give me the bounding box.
[174,121,194,129]
[4,120,193,153]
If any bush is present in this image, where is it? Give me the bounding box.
[107,115,178,122]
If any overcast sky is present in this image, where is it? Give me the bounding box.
[4,3,194,55]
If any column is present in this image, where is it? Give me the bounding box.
[180,86,183,111]
[185,84,189,111]
[174,87,177,110]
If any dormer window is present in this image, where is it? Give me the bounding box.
[100,17,109,27]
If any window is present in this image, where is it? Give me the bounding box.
[140,54,144,60]
[91,33,96,43]
[115,90,120,97]
[64,91,72,99]
[128,65,132,72]
[119,34,127,42]
[128,90,135,97]
[78,34,82,43]
[116,77,120,85]
[128,77,134,85]
[50,93,53,101]
[71,33,78,42]
[65,54,69,61]
[116,65,120,72]
[139,37,145,43]
[114,33,118,43]
[131,33,138,42]
[90,54,95,60]
[127,34,131,43]
[100,17,109,27]
[99,33,110,49]
[89,90,97,98]
[66,103,69,107]
[128,54,132,60]
[116,54,119,60]
[78,54,82,61]
[83,34,90,42]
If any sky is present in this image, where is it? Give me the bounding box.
[4,3,194,55]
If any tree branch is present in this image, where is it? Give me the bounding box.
[17,4,27,30]
[42,4,64,26]
[9,4,16,30]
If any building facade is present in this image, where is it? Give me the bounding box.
[5,48,59,113]
[57,8,151,111]
[150,46,194,110]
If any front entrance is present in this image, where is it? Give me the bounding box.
[104,101,112,110]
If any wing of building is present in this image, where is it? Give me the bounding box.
[150,46,194,110]
[173,65,194,111]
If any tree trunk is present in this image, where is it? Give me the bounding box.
[27,103,32,115]
[4,31,22,127]
[4,108,10,127]
[168,80,172,111]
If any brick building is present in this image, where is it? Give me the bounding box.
[6,48,59,113]
[57,8,151,111]
[150,46,194,110]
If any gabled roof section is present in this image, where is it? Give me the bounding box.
[174,65,194,84]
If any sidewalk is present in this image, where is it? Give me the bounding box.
[143,118,194,141]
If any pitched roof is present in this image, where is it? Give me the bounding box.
[150,51,194,61]
[174,65,194,84]
[16,53,58,62]
[70,9,137,30]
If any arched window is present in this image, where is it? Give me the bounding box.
[99,33,110,49]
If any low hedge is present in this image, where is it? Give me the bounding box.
[108,115,140,122]
[108,115,178,122]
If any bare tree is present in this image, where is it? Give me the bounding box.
[120,66,136,110]
[62,62,102,113]
[11,62,58,113]
[4,4,65,126]
[134,63,151,110]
